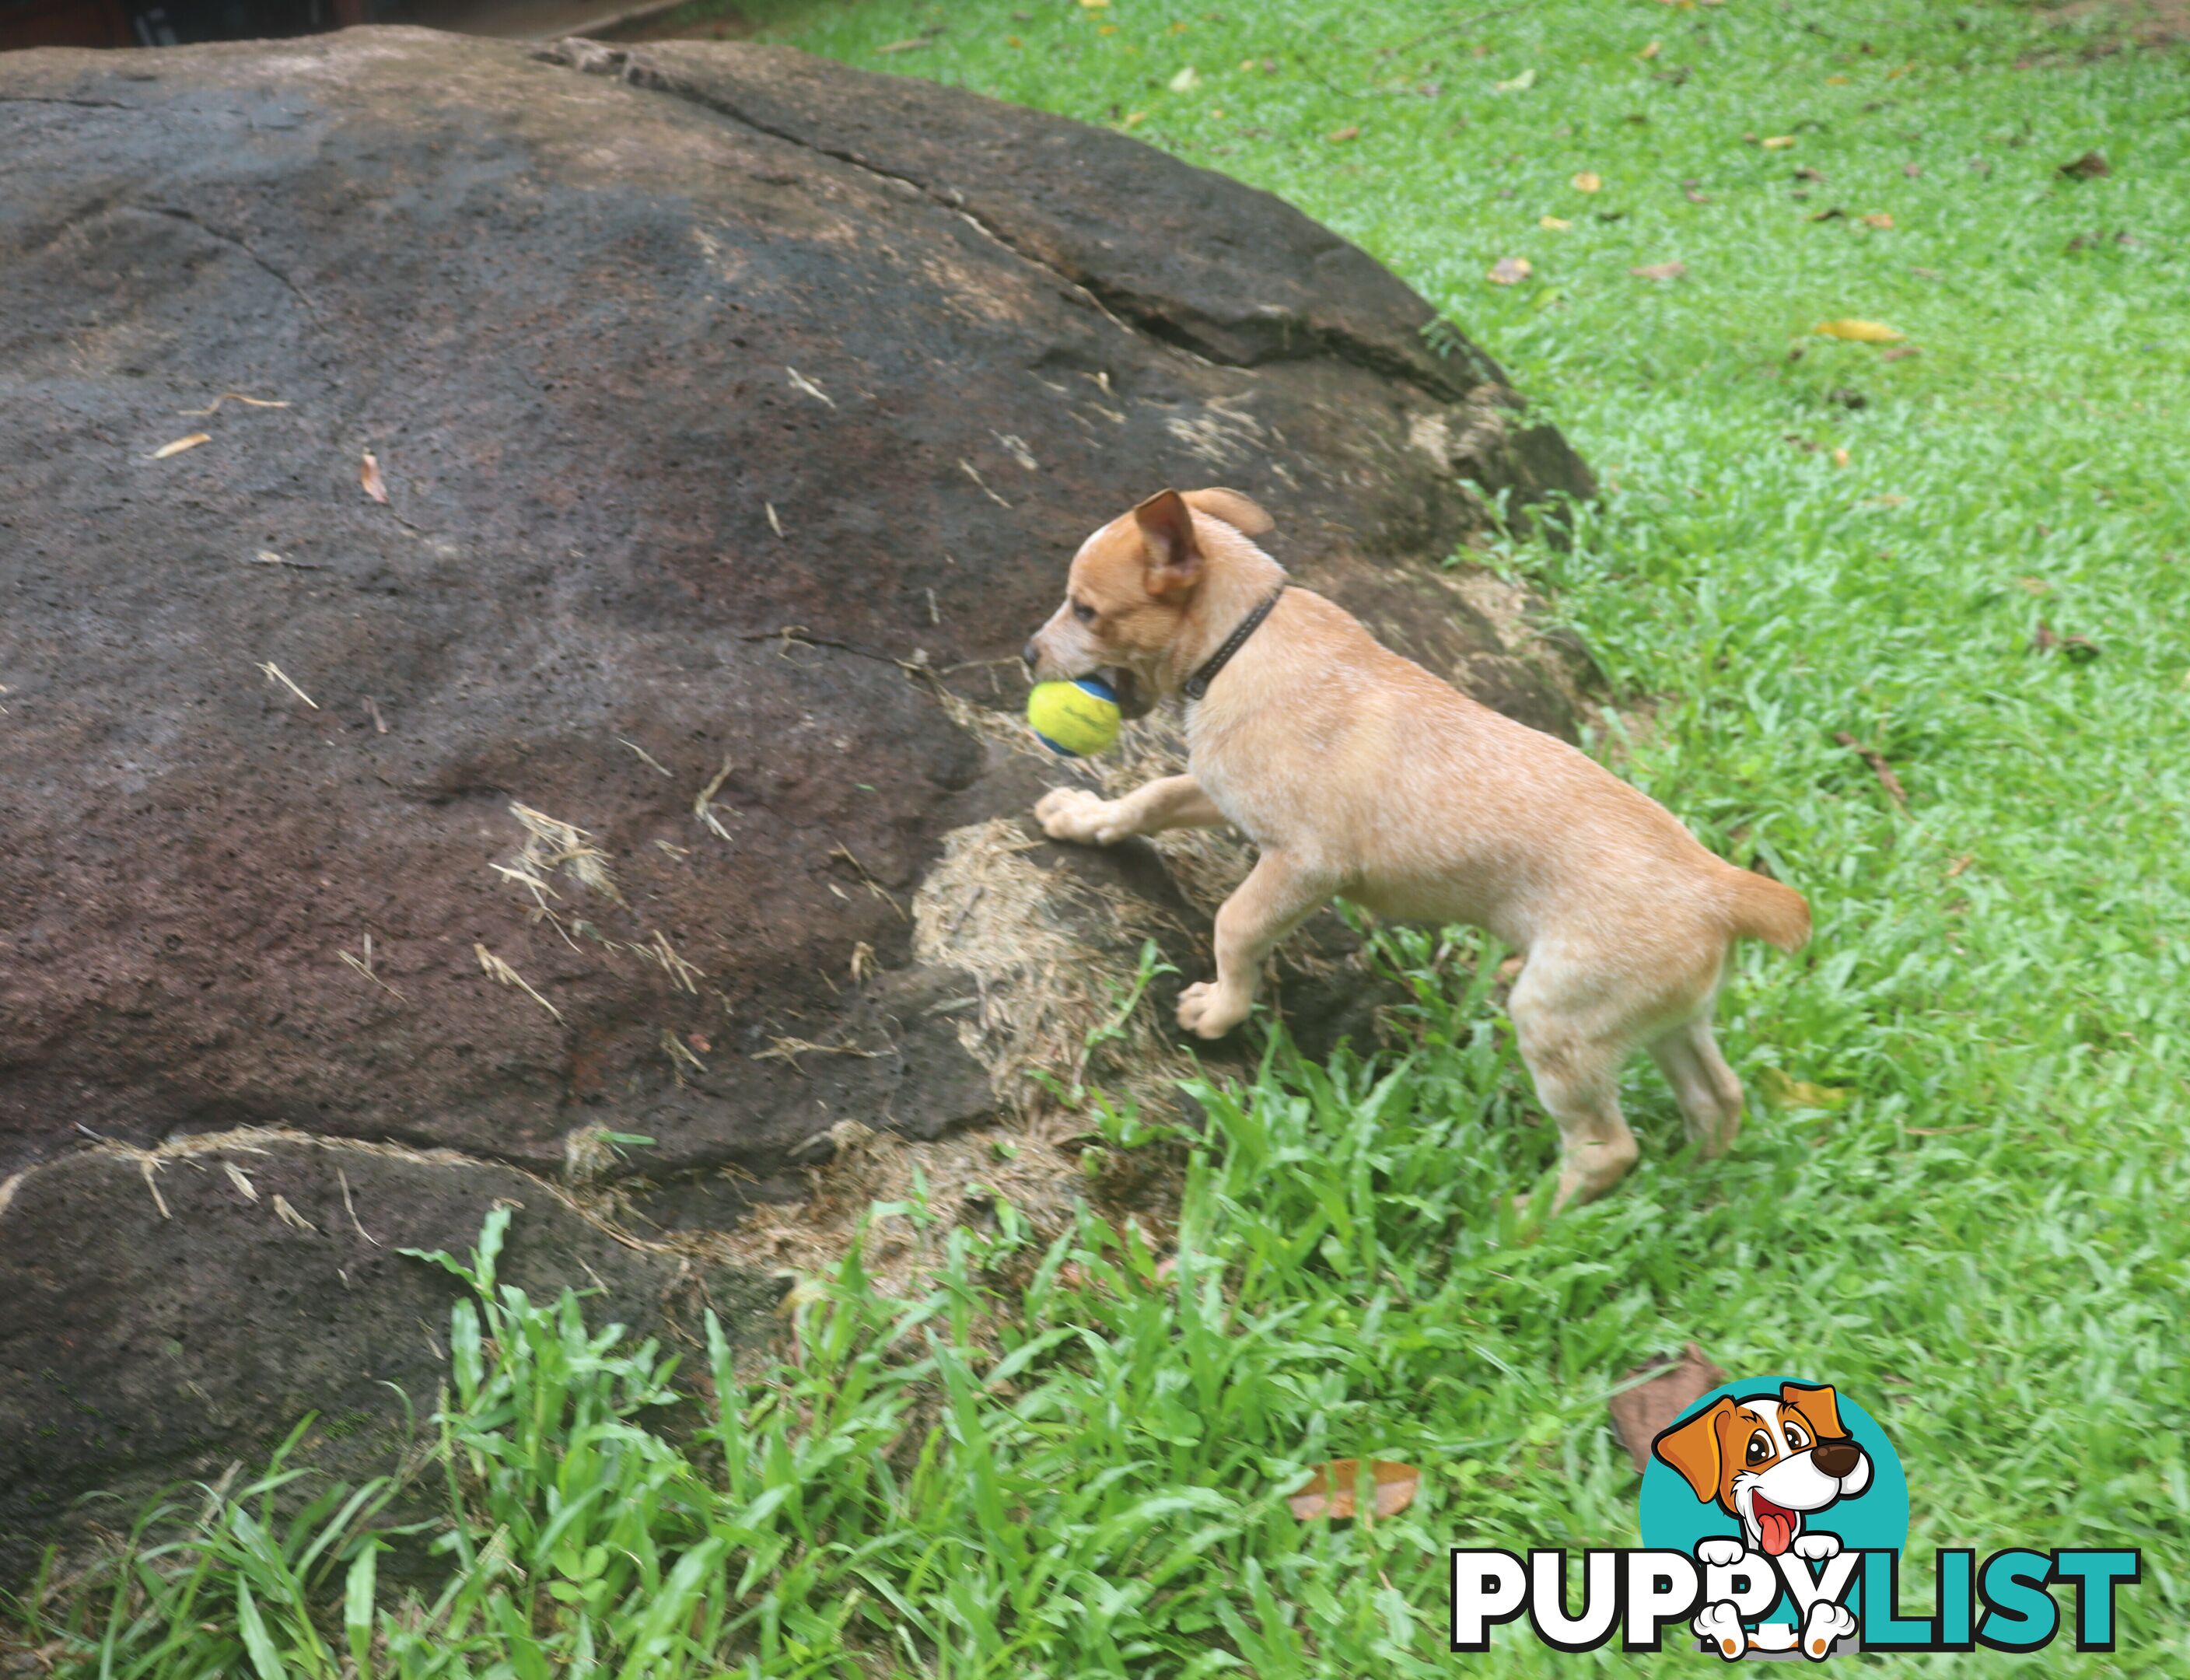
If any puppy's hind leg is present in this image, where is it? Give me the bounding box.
[1649,1015,1746,1158]
[1036,774,1225,847]
[1509,961,1641,1212]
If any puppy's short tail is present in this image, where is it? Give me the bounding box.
[1726,868,1811,953]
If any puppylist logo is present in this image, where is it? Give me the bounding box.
[1450,1375,2139,1659]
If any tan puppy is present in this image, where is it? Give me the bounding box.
[1023,488,1810,1209]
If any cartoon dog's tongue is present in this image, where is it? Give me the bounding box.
[1754,1497,1796,1556]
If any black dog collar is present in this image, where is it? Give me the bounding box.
[1183,585,1287,703]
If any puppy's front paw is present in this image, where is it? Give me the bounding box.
[1692,1601,1748,1661]
[1177,979,1250,1039]
[1800,1601,1856,1661]
[1790,1533,1841,1562]
[1696,1538,1748,1569]
[1035,787,1118,846]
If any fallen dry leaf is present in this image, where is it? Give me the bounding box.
[360,450,389,503]
[1761,135,1797,151]
[1903,159,1922,177]
[1485,255,1533,285]
[1831,446,1852,468]
[2058,149,2110,180]
[2017,576,2052,596]
[1794,164,1827,183]
[1814,318,1905,344]
[1762,1069,1849,1109]
[1946,853,1974,879]
[1862,212,1895,229]
[1608,1344,1728,1472]
[1571,170,1602,192]
[1630,261,1687,282]
[1808,207,1846,222]
[1639,40,1661,60]
[1539,214,1573,230]
[876,37,931,54]
[1833,730,1908,807]
[1287,1459,1420,1522]
[1880,345,1923,362]
[1123,110,1147,126]
[1168,65,1201,92]
[1327,124,1361,142]
[2031,622,2101,662]
[1492,68,1535,93]
[149,432,211,460]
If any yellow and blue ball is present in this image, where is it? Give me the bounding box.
[1027,676,1121,757]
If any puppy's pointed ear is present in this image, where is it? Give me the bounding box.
[1134,488,1202,597]
[1781,1382,1848,1440]
[1653,1398,1733,1503]
[1182,487,1274,537]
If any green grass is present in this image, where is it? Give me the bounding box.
[10,2,2188,1675]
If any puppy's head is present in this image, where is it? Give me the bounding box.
[1023,487,1273,716]
[1652,1383,1872,1557]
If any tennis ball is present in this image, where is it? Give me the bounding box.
[1027,676,1121,757]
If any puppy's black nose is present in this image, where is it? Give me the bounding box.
[1022,639,1040,671]
[1813,1440,1861,1479]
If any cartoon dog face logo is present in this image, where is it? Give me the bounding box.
[1653,1382,1873,1557]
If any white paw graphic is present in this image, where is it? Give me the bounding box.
[1693,1600,1748,1661]
[1791,1532,1842,1562]
[1800,1601,1857,1660]
[1697,1537,1747,1568]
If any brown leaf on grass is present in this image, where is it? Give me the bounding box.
[1539,214,1573,230]
[1608,1343,1727,1472]
[1794,164,1828,183]
[1833,730,1908,807]
[1831,446,1852,468]
[1946,853,1974,879]
[1862,212,1894,229]
[1902,159,1922,177]
[1880,345,1922,362]
[2058,149,2110,180]
[1761,135,1797,151]
[2031,621,2100,662]
[2017,576,2052,596]
[1571,170,1602,192]
[1809,206,1846,222]
[360,450,388,503]
[876,37,932,54]
[1629,261,1687,282]
[1485,255,1533,285]
[1814,318,1904,343]
[1286,1459,1420,1521]
[1639,40,1661,60]
[1327,124,1362,143]
[149,432,211,460]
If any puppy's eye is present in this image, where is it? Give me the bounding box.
[1745,1431,1775,1466]
[1072,600,1097,624]
[1782,1422,1810,1451]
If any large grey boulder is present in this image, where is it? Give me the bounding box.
[0,26,1594,1571]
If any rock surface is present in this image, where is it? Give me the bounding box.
[0,26,1594,1568]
